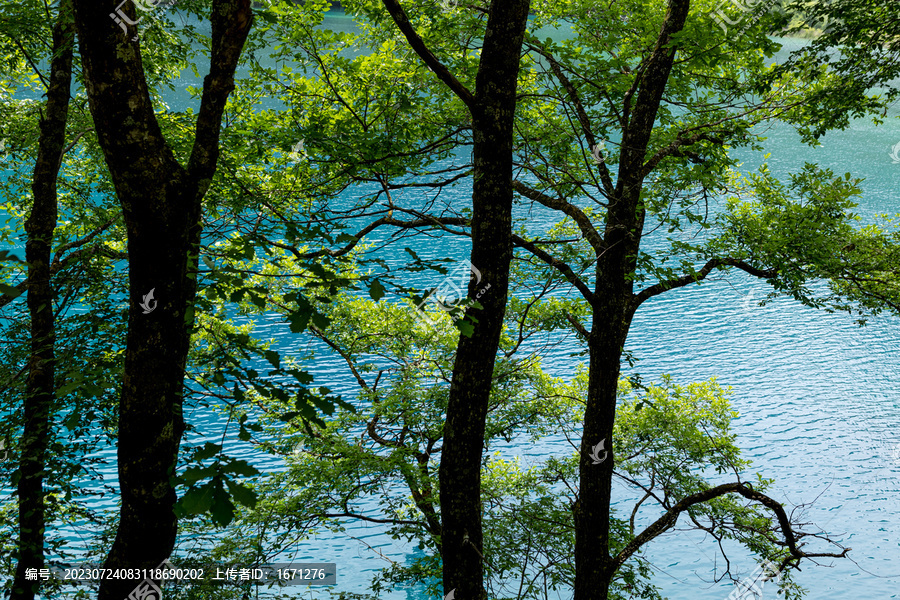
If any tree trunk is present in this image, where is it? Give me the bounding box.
[69,2,253,598]
[438,0,530,598]
[11,3,75,599]
[573,1,690,598]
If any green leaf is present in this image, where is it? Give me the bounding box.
[264,349,280,369]
[0,283,23,299]
[222,459,259,477]
[179,482,214,515]
[194,442,222,461]
[0,250,23,263]
[288,295,314,332]
[258,10,278,24]
[182,465,218,484]
[368,279,386,301]
[226,479,259,509]
[311,312,331,329]
[209,479,236,526]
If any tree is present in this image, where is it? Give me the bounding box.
[499,0,899,596]
[68,1,253,596]
[359,0,531,595]
[2,0,895,597]
[11,2,75,598]
[196,293,823,600]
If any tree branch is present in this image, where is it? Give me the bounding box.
[640,131,724,178]
[187,0,254,187]
[632,258,776,310]
[617,0,690,182]
[50,214,120,269]
[614,481,850,572]
[513,180,605,254]
[511,233,595,304]
[565,312,590,339]
[523,41,615,197]
[379,0,476,109]
[279,215,469,260]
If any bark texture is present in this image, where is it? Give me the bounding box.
[379,0,530,595]
[68,2,253,598]
[12,3,75,598]
[437,0,531,598]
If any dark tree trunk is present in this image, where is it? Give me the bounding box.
[11,3,75,599]
[573,1,690,598]
[438,0,530,598]
[68,2,253,598]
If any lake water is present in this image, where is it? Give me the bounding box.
[1,15,898,600]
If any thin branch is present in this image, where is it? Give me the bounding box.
[511,234,595,304]
[51,214,120,268]
[632,258,777,310]
[614,481,850,571]
[565,312,589,339]
[280,215,469,260]
[310,326,368,391]
[12,38,50,89]
[524,41,615,196]
[513,180,605,254]
[379,0,476,109]
[640,131,724,177]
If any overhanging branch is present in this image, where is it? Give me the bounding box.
[632,258,777,310]
[614,481,850,572]
[276,215,470,261]
[513,180,605,254]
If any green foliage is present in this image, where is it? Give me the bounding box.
[191,293,795,600]
[707,163,900,322]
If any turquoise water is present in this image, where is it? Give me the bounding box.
[1,15,899,600]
